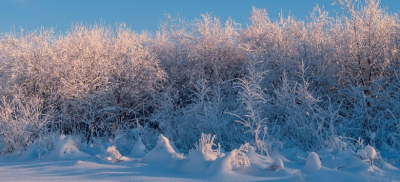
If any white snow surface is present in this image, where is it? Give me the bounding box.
[0,135,400,182]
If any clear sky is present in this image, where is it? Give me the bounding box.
[1,0,399,33]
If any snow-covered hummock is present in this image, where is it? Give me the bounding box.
[302,152,321,173]
[327,137,347,152]
[230,149,250,170]
[186,146,219,173]
[46,135,89,160]
[130,137,147,158]
[141,135,184,163]
[356,149,368,160]
[207,149,238,175]
[338,141,347,151]
[270,158,284,171]
[364,145,376,160]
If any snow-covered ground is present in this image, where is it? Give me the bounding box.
[0,135,399,182]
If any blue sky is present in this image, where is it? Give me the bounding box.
[1,0,399,33]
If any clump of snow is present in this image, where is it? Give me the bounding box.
[356,149,368,160]
[364,145,376,160]
[141,135,184,163]
[364,145,377,165]
[302,152,321,173]
[106,146,126,163]
[270,158,284,171]
[130,137,147,158]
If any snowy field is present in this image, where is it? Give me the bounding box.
[0,135,399,182]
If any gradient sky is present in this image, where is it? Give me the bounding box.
[1,0,399,34]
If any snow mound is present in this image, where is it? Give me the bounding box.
[356,149,368,160]
[186,149,213,173]
[270,158,284,171]
[364,145,376,160]
[207,144,251,176]
[302,152,321,173]
[185,133,225,173]
[141,135,184,163]
[207,151,236,176]
[246,144,270,163]
[130,137,147,158]
[21,144,47,161]
[230,148,250,169]
[106,146,128,163]
[325,137,347,152]
[337,141,347,151]
[46,135,89,160]
[193,133,220,161]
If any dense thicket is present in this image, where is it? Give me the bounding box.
[0,0,399,154]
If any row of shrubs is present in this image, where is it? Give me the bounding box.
[0,0,399,155]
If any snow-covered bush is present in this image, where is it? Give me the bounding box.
[106,146,124,163]
[186,133,224,173]
[0,0,399,159]
[231,57,270,156]
[193,133,221,160]
[230,143,250,169]
[0,94,53,154]
[325,137,348,152]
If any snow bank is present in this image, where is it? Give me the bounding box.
[302,152,321,173]
[141,135,184,163]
